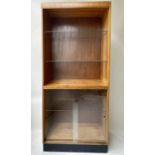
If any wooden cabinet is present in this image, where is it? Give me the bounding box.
[42,2,111,152]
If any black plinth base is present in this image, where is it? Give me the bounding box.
[43,144,108,153]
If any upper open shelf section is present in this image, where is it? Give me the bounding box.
[42,2,110,90]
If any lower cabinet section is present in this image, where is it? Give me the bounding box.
[43,90,108,151]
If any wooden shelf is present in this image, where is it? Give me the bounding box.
[43,79,108,90]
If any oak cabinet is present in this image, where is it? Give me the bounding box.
[42,2,111,152]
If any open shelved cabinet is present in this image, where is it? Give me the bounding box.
[42,2,111,153]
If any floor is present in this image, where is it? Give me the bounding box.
[31,129,123,155]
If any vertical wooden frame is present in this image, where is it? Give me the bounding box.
[101,3,111,144]
[105,4,111,144]
[41,8,44,143]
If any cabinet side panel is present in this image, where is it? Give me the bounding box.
[42,9,52,142]
[105,6,111,144]
[43,10,52,84]
[42,8,45,143]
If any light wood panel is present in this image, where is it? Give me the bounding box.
[43,79,108,89]
[103,6,111,144]
[42,2,111,9]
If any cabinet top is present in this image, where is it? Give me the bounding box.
[41,2,111,9]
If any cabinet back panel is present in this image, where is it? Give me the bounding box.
[45,17,102,80]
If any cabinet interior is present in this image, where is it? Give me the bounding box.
[43,8,109,89]
[44,90,107,144]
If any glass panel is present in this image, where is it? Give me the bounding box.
[78,93,105,142]
[45,91,73,141]
[45,60,107,63]
[44,29,107,35]
[45,111,73,141]
[44,90,105,143]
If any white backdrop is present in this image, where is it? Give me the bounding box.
[31,0,124,154]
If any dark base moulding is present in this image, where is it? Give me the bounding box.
[43,144,108,153]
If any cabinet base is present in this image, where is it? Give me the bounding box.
[43,144,108,153]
